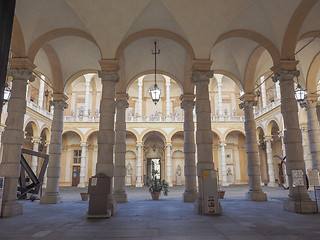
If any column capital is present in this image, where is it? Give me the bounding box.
[84,73,95,83]
[50,98,68,110]
[264,136,273,142]
[98,70,119,83]
[8,68,35,82]
[180,94,195,109]
[219,141,226,147]
[9,57,36,73]
[239,93,258,109]
[32,138,41,144]
[136,142,143,148]
[45,141,50,146]
[271,70,300,83]
[164,76,171,85]
[192,59,213,71]
[300,94,319,109]
[191,70,213,84]
[166,142,172,147]
[115,99,129,109]
[80,141,88,147]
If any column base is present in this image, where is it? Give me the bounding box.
[135,182,143,187]
[283,199,318,213]
[77,183,86,188]
[168,183,173,187]
[221,182,229,186]
[113,192,127,203]
[183,190,197,202]
[107,199,117,216]
[40,192,62,204]
[246,190,267,201]
[267,182,278,187]
[1,202,23,217]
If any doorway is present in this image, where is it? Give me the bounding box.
[72,166,80,186]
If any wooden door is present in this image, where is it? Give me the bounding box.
[72,166,80,186]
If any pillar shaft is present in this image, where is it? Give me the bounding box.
[165,76,171,121]
[265,136,277,187]
[272,68,316,213]
[38,78,45,109]
[40,96,67,204]
[114,96,128,203]
[220,142,228,186]
[78,142,87,188]
[191,69,218,214]
[216,75,223,116]
[301,126,312,171]
[181,95,197,202]
[31,138,40,174]
[260,76,267,108]
[84,74,93,117]
[0,68,34,217]
[166,142,173,186]
[136,143,143,187]
[239,94,267,201]
[95,70,118,214]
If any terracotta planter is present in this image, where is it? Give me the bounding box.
[218,190,225,199]
[80,192,90,201]
[151,191,160,200]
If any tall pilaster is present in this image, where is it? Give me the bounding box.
[264,136,277,187]
[166,142,173,186]
[239,93,267,201]
[137,77,143,121]
[191,60,219,214]
[165,76,172,121]
[0,61,35,217]
[77,141,88,188]
[40,94,68,204]
[114,94,129,203]
[31,138,40,174]
[136,142,143,187]
[38,76,45,109]
[96,60,119,215]
[181,94,197,202]
[272,62,317,213]
[42,141,50,188]
[275,81,281,101]
[220,141,228,186]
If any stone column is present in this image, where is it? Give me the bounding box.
[31,138,41,174]
[95,66,118,214]
[302,95,320,171]
[42,141,50,188]
[180,94,197,202]
[77,142,88,188]
[113,94,129,203]
[38,76,45,109]
[260,76,267,108]
[300,126,312,171]
[191,62,219,214]
[0,66,35,217]
[137,77,143,121]
[216,74,223,117]
[166,142,173,186]
[272,64,317,213]
[136,142,143,187]
[220,141,228,186]
[264,136,277,187]
[165,76,172,121]
[84,74,93,120]
[40,94,68,204]
[239,93,267,201]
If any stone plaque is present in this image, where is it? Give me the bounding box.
[292,170,304,187]
[307,170,320,187]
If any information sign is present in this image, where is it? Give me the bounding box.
[292,170,304,187]
[307,170,320,187]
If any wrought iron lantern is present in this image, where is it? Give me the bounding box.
[150,41,161,104]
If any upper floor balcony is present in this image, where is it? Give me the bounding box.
[253,99,281,119]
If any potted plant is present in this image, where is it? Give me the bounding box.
[146,170,169,200]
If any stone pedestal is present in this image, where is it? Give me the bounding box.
[125,175,132,186]
[176,175,182,185]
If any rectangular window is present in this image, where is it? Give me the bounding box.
[73,150,82,164]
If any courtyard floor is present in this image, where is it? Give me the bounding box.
[0,185,320,240]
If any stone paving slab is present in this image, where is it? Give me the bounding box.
[0,185,319,240]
